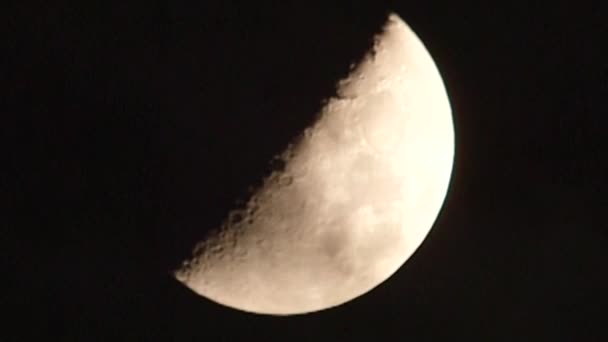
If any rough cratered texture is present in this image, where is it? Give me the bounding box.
[175,14,454,315]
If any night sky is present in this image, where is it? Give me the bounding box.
[7,1,608,340]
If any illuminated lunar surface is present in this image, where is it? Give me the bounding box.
[175,13,454,315]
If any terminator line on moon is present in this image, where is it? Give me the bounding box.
[175,13,454,315]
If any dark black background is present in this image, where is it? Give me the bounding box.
[6,0,608,340]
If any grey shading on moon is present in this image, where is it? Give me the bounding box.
[175,13,454,315]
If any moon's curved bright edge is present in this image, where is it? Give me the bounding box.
[175,13,454,315]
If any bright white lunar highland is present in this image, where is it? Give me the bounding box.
[175,13,454,315]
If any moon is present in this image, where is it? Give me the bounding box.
[175,13,454,315]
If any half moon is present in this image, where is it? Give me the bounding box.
[175,13,454,315]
